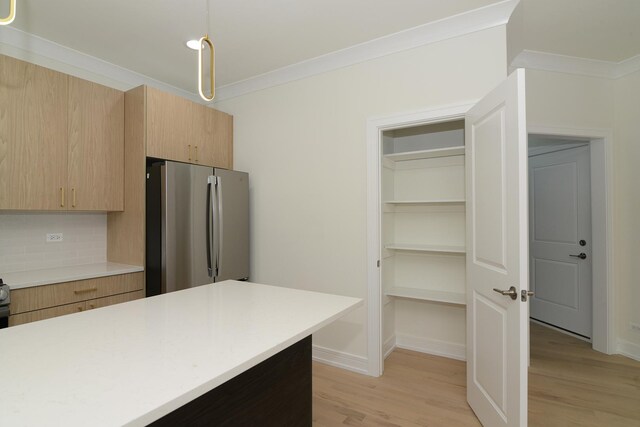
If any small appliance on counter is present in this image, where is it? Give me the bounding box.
[0,278,11,329]
[146,161,250,297]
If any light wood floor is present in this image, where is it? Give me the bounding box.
[312,323,640,426]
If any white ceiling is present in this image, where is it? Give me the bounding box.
[3,0,639,96]
[5,0,502,93]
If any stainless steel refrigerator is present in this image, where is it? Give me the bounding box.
[146,161,249,296]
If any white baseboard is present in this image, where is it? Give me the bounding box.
[395,334,466,361]
[617,339,640,362]
[383,335,396,360]
[312,345,369,375]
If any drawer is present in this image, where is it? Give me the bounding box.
[86,290,145,310]
[9,301,86,326]
[10,272,144,315]
[9,290,145,327]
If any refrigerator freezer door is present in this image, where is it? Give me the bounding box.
[163,162,214,292]
[212,168,249,282]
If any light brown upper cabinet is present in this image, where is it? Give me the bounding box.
[145,86,233,169]
[0,55,69,210]
[0,55,125,211]
[68,77,124,211]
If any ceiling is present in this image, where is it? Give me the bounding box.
[4,0,503,93]
[3,0,639,97]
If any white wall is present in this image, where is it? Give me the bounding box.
[613,69,640,358]
[527,68,640,359]
[526,69,614,129]
[215,26,507,359]
[0,213,106,273]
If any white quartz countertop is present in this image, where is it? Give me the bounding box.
[1,262,144,289]
[0,280,362,426]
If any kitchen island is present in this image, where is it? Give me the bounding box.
[0,280,362,426]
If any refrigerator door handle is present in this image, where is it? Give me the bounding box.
[206,180,213,277]
[216,176,224,279]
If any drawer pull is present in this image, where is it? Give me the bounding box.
[188,144,192,161]
[88,304,95,309]
[60,187,65,207]
[74,288,97,294]
[77,306,84,312]
[195,145,198,162]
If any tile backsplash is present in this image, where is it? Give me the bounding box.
[0,213,107,274]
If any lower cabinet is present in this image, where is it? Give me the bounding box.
[9,273,144,326]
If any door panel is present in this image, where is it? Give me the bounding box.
[146,87,193,163]
[68,77,124,211]
[529,146,591,337]
[532,162,577,243]
[533,259,579,308]
[474,294,507,415]
[0,55,68,210]
[213,168,249,282]
[466,69,528,427]
[473,109,506,271]
[163,162,214,293]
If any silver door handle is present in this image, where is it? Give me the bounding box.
[493,286,518,300]
[206,181,213,277]
[569,253,587,260]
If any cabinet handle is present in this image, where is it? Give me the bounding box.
[88,303,95,309]
[72,188,76,208]
[77,306,84,312]
[188,144,192,161]
[74,287,97,294]
[60,187,65,207]
[195,145,198,162]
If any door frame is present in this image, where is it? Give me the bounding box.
[366,102,475,376]
[527,125,615,354]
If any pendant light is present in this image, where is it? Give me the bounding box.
[0,0,16,25]
[198,0,215,101]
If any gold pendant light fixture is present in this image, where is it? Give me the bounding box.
[198,0,215,101]
[0,0,16,25]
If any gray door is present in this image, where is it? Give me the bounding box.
[529,145,592,337]
[163,162,213,292]
[210,168,249,282]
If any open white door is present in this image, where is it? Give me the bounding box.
[465,69,529,427]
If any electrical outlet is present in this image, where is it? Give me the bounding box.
[46,233,63,242]
[630,322,640,334]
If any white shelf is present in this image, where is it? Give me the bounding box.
[386,287,466,305]
[384,199,465,205]
[385,243,466,254]
[384,146,465,162]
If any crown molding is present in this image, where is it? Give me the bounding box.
[0,25,204,104]
[614,54,640,79]
[215,0,519,101]
[510,49,640,80]
[0,1,518,104]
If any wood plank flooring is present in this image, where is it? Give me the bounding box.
[312,323,640,426]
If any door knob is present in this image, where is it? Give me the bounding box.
[493,286,518,300]
[570,253,587,260]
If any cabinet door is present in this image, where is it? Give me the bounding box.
[146,86,193,163]
[68,77,124,211]
[0,55,68,210]
[212,109,233,169]
[191,102,214,166]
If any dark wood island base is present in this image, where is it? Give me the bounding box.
[150,335,312,426]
